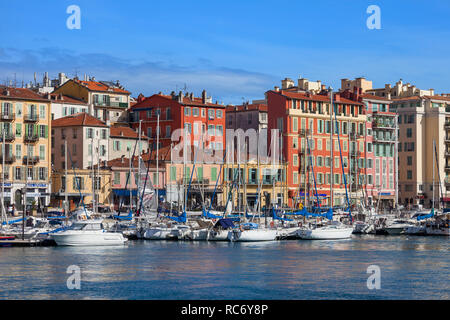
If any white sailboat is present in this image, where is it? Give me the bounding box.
[297,220,353,240]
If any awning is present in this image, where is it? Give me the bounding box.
[113,189,138,196]
[441,197,450,202]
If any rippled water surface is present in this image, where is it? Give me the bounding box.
[0,235,448,299]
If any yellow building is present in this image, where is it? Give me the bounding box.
[222,160,288,210]
[52,78,130,124]
[0,86,51,212]
[50,169,112,211]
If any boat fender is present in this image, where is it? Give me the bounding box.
[298,222,302,227]
[239,225,244,232]
[270,221,274,228]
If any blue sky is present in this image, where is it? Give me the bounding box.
[0,0,449,104]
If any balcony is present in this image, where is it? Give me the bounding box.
[373,121,395,130]
[24,134,39,143]
[299,129,310,137]
[0,132,15,142]
[0,113,15,121]
[24,114,39,122]
[94,101,128,108]
[445,137,450,143]
[22,156,40,164]
[445,165,450,172]
[0,154,15,164]
[445,121,450,129]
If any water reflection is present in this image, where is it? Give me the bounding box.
[0,236,448,299]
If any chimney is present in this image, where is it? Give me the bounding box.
[3,88,10,96]
[190,92,194,100]
[274,86,280,92]
[281,78,294,89]
[170,91,176,100]
[202,90,207,104]
[178,91,184,103]
[121,155,125,163]
[59,93,64,100]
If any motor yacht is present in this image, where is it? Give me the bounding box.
[50,219,127,246]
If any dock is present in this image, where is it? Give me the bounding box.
[0,239,56,247]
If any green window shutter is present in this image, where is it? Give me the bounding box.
[16,123,21,137]
[197,167,203,182]
[45,125,48,138]
[211,167,217,182]
[170,166,176,181]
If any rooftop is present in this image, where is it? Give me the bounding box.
[0,86,50,102]
[52,112,108,128]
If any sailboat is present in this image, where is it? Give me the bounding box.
[297,90,353,240]
[227,139,278,242]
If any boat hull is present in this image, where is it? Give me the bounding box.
[298,227,353,240]
[229,229,278,242]
[51,232,127,246]
[207,230,230,241]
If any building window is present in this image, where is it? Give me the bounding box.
[39,145,45,160]
[407,170,413,180]
[192,108,199,117]
[208,109,215,120]
[184,107,191,116]
[216,110,223,118]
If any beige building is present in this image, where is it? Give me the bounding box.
[52,78,130,124]
[366,79,435,99]
[50,168,112,210]
[0,86,52,211]
[109,126,149,161]
[390,95,450,208]
[51,113,110,171]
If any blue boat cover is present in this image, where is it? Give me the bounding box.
[113,210,133,221]
[202,208,222,219]
[272,208,293,221]
[216,218,235,229]
[166,211,187,223]
[1,217,25,225]
[417,209,434,221]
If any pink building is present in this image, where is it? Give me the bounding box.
[341,91,396,208]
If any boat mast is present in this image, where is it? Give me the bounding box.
[329,87,334,208]
[129,148,132,211]
[91,137,95,213]
[156,113,159,203]
[432,139,435,212]
[1,126,6,223]
[137,120,142,210]
[65,140,68,216]
[395,115,399,210]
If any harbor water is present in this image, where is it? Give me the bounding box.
[0,235,448,300]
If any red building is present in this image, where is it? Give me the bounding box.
[129,90,226,153]
[267,87,367,208]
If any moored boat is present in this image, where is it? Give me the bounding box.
[50,219,127,246]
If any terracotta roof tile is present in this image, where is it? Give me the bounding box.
[48,93,88,105]
[277,90,364,105]
[110,126,148,139]
[0,86,50,102]
[74,80,130,94]
[227,103,268,112]
[52,112,108,128]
